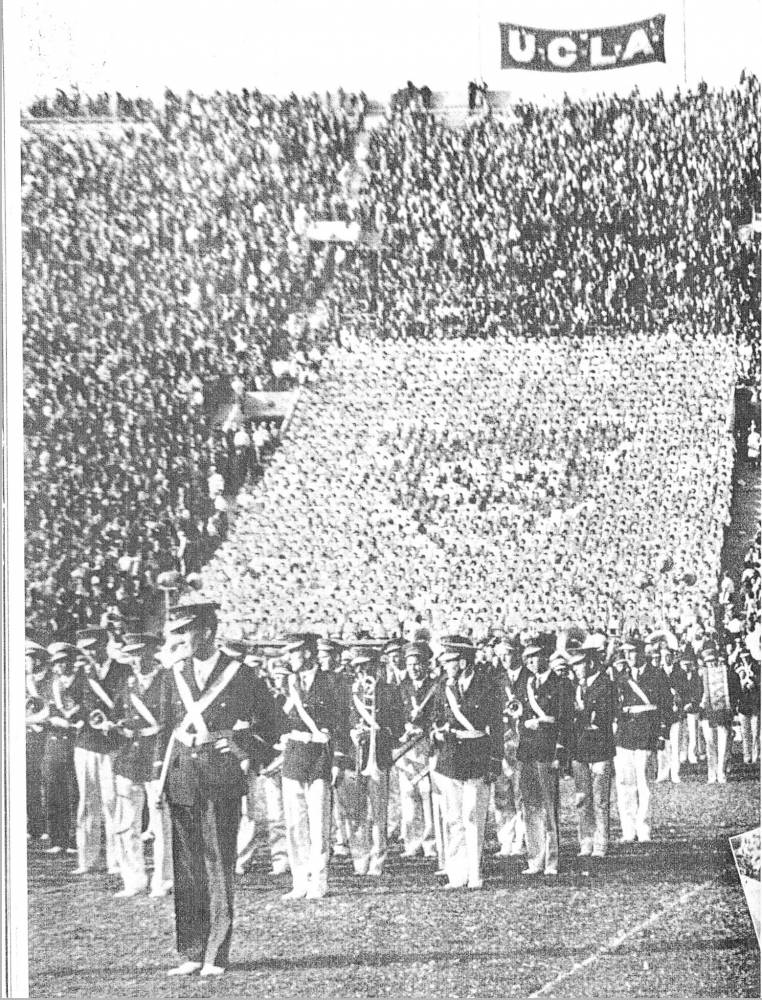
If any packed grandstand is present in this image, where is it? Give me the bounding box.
[23,78,760,665]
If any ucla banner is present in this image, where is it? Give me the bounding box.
[499,15,666,72]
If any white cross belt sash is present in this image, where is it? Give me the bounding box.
[526,679,554,723]
[410,684,436,722]
[624,678,657,714]
[173,657,242,744]
[87,675,115,712]
[130,691,159,730]
[445,685,488,739]
[287,678,328,742]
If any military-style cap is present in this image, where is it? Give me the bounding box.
[317,636,340,654]
[437,635,476,664]
[166,601,220,634]
[122,633,162,654]
[646,629,678,651]
[47,641,78,667]
[279,632,320,656]
[678,646,697,667]
[566,649,588,667]
[522,632,555,660]
[350,644,383,670]
[382,638,402,656]
[698,640,717,660]
[620,635,644,654]
[580,632,607,653]
[404,640,432,662]
[75,627,110,649]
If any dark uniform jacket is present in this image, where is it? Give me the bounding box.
[682,667,704,714]
[76,658,131,755]
[281,669,351,783]
[398,677,438,732]
[661,666,691,727]
[157,652,285,805]
[350,677,406,772]
[432,671,504,781]
[615,664,671,751]
[46,674,85,748]
[516,670,573,765]
[112,668,168,784]
[570,671,616,763]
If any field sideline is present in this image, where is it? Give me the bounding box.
[28,768,759,998]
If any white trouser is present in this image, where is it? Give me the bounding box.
[114,774,172,891]
[282,777,331,894]
[492,764,525,853]
[656,722,683,782]
[398,753,436,857]
[430,770,447,871]
[739,714,760,763]
[387,766,401,840]
[614,747,652,841]
[436,774,491,887]
[332,779,352,853]
[701,722,729,782]
[572,759,612,855]
[518,761,559,874]
[73,747,118,872]
[683,714,701,762]
[237,772,288,871]
[338,770,389,875]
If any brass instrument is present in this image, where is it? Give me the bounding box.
[504,697,523,720]
[354,674,382,781]
[26,696,50,726]
[88,707,115,732]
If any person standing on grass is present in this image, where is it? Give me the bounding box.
[156,601,283,978]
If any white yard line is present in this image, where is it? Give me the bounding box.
[528,879,715,998]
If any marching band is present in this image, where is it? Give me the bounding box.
[25,600,760,977]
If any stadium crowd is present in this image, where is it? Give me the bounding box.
[328,76,760,358]
[23,89,365,641]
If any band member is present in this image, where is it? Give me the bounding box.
[730,643,760,765]
[156,602,283,977]
[111,633,173,898]
[697,640,733,784]
[491,633,527,858]
[568,636,616,858]
[278,632,351,900]
[516,633,571,876]
[396,639,438,859]
[431,636,503,890]
[236,646,290,877]
[614,635,671,842]
[678,645,705,765]
[26,641,50,843]
[43,642,81,855]
[382,638,405,848]
[341,644,405,876]
[73,627,131,875]
[655,633,690,784]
